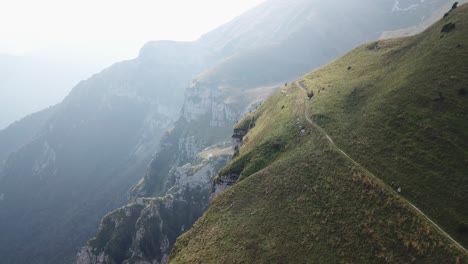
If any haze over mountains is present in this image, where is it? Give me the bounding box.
[0,53,118,130]
[0,0,466,264]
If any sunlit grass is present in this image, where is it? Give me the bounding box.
[170,6,468,263]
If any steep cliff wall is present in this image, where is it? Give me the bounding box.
[77,148,231,264]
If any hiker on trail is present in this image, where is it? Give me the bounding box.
[397,187,401,194]
[391,181,395,188]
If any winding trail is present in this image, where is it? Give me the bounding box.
[295,81,468,254]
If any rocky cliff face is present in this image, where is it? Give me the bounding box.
[212,126,251,197]
[132,78,273,199]
[76,67,270,263]
[182,81,239,127]
[77,149,231,264]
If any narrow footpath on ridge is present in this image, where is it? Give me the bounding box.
[294,81,468,255]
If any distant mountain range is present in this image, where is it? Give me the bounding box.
[0,0,464,263]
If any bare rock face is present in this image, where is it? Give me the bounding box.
[182,82,216,123]
[210,101,238,127]
[76,247,109,264]
[212,124,252,198]
[76,152,231,264]
[182,81,239,128]
[177,136,200,162]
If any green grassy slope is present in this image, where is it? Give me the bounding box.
[169,5,468,263]
[300,4,468,247]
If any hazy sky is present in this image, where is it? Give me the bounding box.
[0,0,266,129]
[0,0,265,59]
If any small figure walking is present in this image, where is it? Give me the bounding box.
[397,187,402,194]
[391,181,395,188]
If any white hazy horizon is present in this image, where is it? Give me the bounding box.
[0,0,265,130]
[0,0,265,60]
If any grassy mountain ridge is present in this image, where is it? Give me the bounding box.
[300,4,468,247]
[169,5,468,263]
[76,1,467,263]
